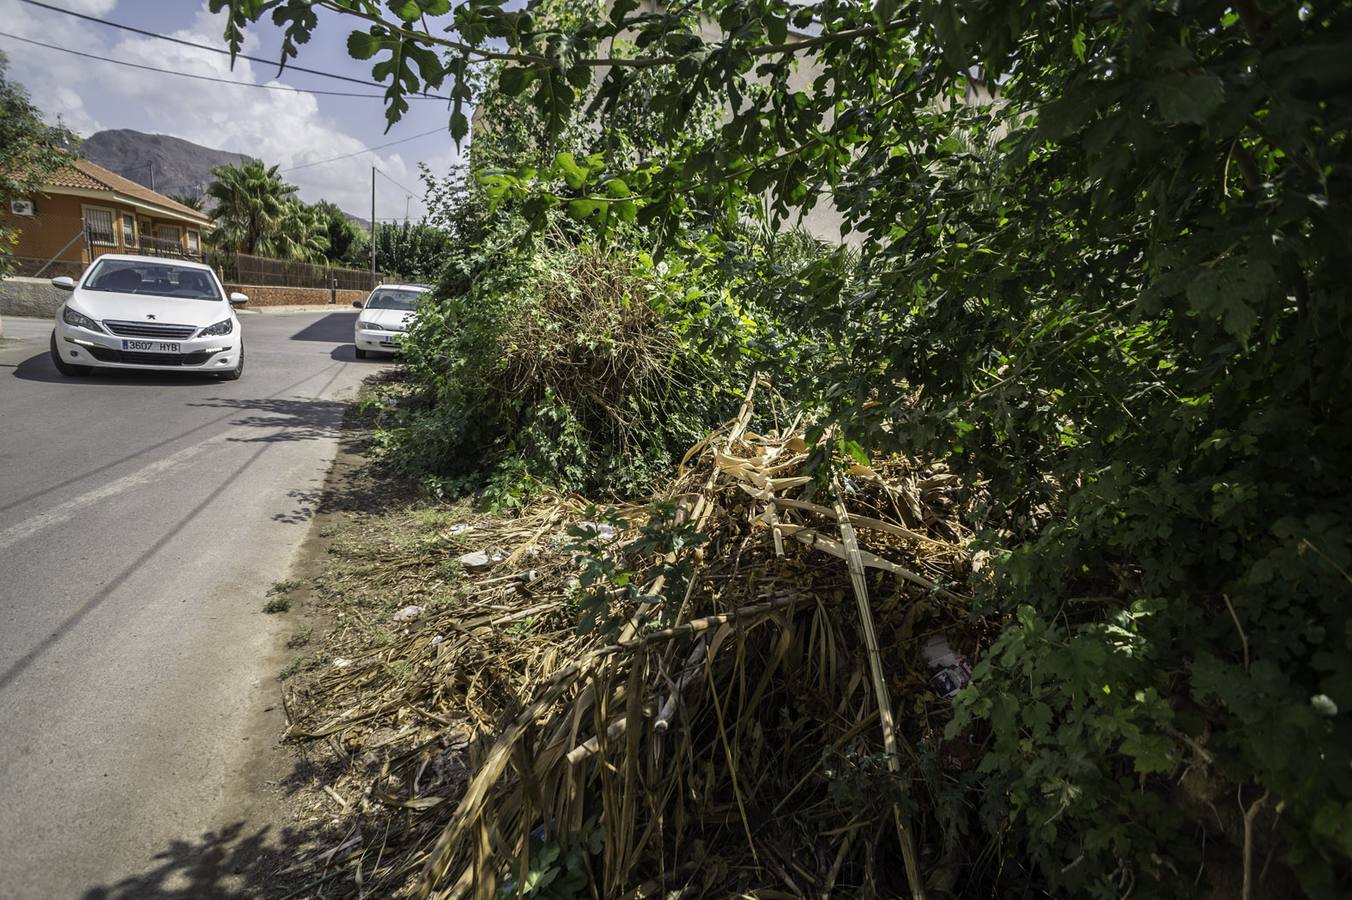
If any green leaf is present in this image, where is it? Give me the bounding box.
[387,0,420,22]
[499,66,534,97]
[765,13,787,45]
[1153,74,1224,124]
[567,198,603,220]
[609,0,640,27]
[1071,28,1086,62]
[449,110,469,144]
[347,29,380,60]
[555,153,588,190]
[1120,733,1177,775]
[841,439,869,465]
[566,63,592,91]
[1186,258,1273,342]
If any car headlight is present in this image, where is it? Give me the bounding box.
[198,319,234,337]
[62,306,104,332]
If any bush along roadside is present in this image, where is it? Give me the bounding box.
[385,220,758,505]
[219,0,1352,896]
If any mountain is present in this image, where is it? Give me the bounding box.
[80,129,254,202]
[79,129,369,228]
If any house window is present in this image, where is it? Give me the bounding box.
[155,224,181,246]
[82,206,115,245]
[186,229,200,255]
[121,213,137,247]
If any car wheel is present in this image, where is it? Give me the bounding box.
[50,331,92,377]
[355,346,368,359]
[220,346,244,381]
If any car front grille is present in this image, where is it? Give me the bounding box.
[87,346,216,367]
[102,319,199,340]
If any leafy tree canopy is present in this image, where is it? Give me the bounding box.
[0,51,76,273]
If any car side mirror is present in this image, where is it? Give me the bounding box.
[228,292,248,307]
[352,300,363,309]
[51,276,75,291]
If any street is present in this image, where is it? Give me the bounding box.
[0,310,381,898]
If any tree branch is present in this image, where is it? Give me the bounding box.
[316,0,906,70]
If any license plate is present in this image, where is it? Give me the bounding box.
[122,340,180,352]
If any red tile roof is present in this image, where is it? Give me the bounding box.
[43,159,211,224]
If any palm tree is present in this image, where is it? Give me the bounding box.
[167,192,204,211]
[205,160,296,256]
[267,200,330,263]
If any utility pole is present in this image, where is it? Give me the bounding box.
[370,166,377,280]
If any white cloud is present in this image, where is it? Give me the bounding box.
[65,0,118,12]
[0,0,459,219]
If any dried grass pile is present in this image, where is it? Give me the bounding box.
[284,382,990,899]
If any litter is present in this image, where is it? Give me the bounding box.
[456,548,506,571]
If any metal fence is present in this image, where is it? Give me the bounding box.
[89,238,195,260]
[210,251,379,292]
[7,237,380,293]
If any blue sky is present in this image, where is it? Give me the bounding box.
[0,0,464,219]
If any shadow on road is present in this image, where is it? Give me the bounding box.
[77,398,418,900]
[11,352,226,386]
[272,487,324,525]
[288,312,356,343]
[74,395,431,900]
[328,344,391,363]
[79,820,331,900]
[185,397,348,444]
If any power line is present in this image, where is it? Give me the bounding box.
[376,167,420,198]
[17,0,448,101]
[0,31,399,98]
[280,127,447,173]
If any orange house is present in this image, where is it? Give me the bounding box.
[2,159,212,276]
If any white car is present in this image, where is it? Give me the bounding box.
[50,254,248,380]
[352,283,431,358]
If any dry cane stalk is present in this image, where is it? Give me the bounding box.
[835,489,926,900]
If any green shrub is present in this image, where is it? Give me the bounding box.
[391,224,752,500]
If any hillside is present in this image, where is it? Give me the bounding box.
[79,129,253,202]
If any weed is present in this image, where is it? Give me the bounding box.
[505,617,536,636]
[269,579,300,595]
[286,627,313,649]
[263,596,292,614]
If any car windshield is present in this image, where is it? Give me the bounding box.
[83,259,222,301]
[365,288,424,311]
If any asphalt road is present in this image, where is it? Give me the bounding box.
[0,310,383,898]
